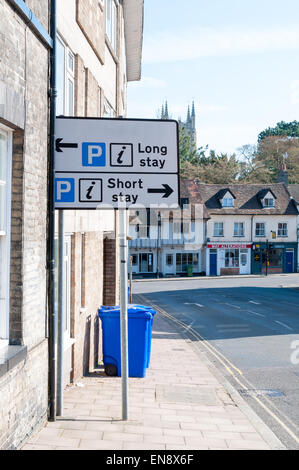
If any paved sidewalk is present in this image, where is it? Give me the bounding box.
[22,314,282,450]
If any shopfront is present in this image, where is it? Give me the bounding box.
[251,243,297,274]
[206,243,252,276]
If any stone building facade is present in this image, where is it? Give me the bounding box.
[0,0,143,450]
[0,0,51,449]
[56,0,143,384]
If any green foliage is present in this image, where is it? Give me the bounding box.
[258,121,299,141]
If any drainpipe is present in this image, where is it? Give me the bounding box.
[48,0,57,422]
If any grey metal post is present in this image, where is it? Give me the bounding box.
[129,256,133,304]
[57,210,65,416]
[119,206,129,420]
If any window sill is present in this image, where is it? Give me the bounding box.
[0,345,27,378]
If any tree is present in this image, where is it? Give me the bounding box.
[179,125,207,164]
[258,121,299,141]
[181,150,241,184]
[254,136,299,184]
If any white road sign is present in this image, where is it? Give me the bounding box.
[54,117,179,209]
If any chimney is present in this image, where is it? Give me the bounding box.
[277,162,288,186]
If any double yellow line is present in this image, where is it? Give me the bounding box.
[137,294,299,446]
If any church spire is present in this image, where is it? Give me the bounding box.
[191,100,195,118]
[187,105,191,123]
[164,100,169,119]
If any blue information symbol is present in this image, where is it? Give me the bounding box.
[82,142,106,167]
[55,178,75,203]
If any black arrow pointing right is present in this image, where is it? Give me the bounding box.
[56,138,78,153]
[147,184,174,198]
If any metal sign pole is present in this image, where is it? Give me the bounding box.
[119,205,129,420]
[57,209,65,416]
[129,256,133,304]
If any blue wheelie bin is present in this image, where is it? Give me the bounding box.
[128,304,156,368]
[98,306,153,378]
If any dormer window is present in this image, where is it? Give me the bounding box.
[263,197,275,208]
[259,189,276,208]
[219,189,235,208]
[222,197,234,207]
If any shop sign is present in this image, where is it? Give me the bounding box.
[207,244,252,249]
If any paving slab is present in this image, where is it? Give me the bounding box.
[21,313,284,450]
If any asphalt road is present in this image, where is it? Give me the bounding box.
[133,274,299,450]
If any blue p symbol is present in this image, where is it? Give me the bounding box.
[55,178,75,203]
[82,142,106,167]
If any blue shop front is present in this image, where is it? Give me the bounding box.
[251,242,298,274]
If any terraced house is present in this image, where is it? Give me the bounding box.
[0,0,143,450]
[198,183,298,276]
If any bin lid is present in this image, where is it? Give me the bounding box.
[98,306,152,320]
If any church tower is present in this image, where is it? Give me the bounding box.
[160,100,197,146]
[183,101,196,146]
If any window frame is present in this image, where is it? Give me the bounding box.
[278,222,288,237]
[263,197,275,208]
[255,222,265,237]
[56,35,75,117]
[233,222,244,237]
[213,222,224,237]
[103,97,115,117]
[222,197,234,207]
[0,126,12,342]
[106,0,118,51]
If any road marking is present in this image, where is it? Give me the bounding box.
[217,324,249,328]
[275,321,293,331]
[225,303,241,309]
[246,310,266,318]
[135,293,299,444]
[184,303,204,308]
[249,301,261,305]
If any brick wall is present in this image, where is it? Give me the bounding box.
[0,341,48,450]
[76,0,105,64]
[71,232,104,380]
[0,0,49,449]
[75,54,85,116]
[85,68,99,117]
[103,233,120,306]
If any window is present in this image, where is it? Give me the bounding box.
[180,197,189,209]
[240,250,248,266]
[225,249,239,268]
[175,253,198,272]
[131,254,138,265]
[222,197,234,207]
[213,222,224,237]
[56,36,75,116]
[278,223,288,237]
[262,248,283,268]
[166,254,173,266]
[103,98,115,117]
[263,197,274,208]
[234,222,244,237]
[0,128,12,341]
[97,88,102,117]
[173,222,181,234]
[106,0,117,51]
[182,222,190,234]
[255,222,265,237]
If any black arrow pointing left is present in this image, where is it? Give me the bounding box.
[56,138,78,153]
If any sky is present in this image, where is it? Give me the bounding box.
[127,0,299,155]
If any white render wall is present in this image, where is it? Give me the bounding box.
[207,214,298,243]
[57,0,124,111]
